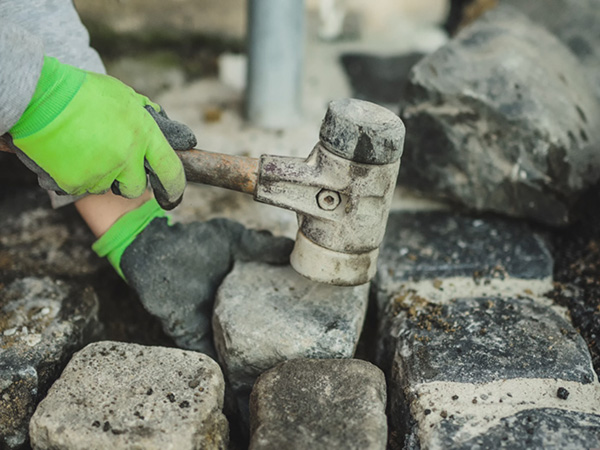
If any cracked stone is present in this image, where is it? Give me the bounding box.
[400,5,600,226]
[29,341,229,450]
[213,262,369,426]
[249,358,387,450]
[0,277,101,450]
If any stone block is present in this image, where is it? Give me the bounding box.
[249,358,387,450]
[400,5,600,226]
[29,341,228,450]
[376,210,553,288]
[0,277,100,450]
[213,262,369,423]
[384,291,600,449]
[389,295,594,385]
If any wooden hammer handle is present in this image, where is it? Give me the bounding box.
[177,148,259,195]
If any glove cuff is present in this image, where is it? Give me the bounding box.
[10,56,86,139]
[92,198,167,279]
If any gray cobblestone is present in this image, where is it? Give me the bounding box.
[249,359,387,450]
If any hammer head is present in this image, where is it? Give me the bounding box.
[256,99,405,285]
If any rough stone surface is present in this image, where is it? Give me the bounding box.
[400,5,600,226]
[213,262,369,423]
[504,0,600,99]
[0,277,101,450]
[376,210,553,287]
[375,209,600,449]
[440,409,600,449]
[249,358,387,450]
[387,295,594,385]
[0,187,104,279]
[29,341,229,450]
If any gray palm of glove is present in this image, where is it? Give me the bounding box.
[120,217,294,356]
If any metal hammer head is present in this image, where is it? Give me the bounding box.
[256,98,405,285]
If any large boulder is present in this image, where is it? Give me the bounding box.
[503,0,600,99]
[400,6,600,226]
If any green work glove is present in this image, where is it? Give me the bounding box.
[9,56,196,210]
[92,199,294,355]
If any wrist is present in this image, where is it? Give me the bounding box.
[9,56,86,139]
[92,198,167,278]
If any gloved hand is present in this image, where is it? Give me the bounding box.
[92,199,294,355]
[8,56,196,210]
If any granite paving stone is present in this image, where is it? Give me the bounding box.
[376,210,553,288]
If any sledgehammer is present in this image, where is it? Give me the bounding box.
[1,99,405,286]
[178,99,405,286]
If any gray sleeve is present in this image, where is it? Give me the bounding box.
[0,22,44,134]
[0,0,106,134]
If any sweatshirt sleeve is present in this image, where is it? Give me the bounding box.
[0,0,106,135]
[0,22,44,134]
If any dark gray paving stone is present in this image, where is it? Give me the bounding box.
[249,358,387,450]
[400,5,600,226]
[376,210,553,286]
[30,341,229,450]
[445,409,600,450]
[384,293,600,450]
[388,295,594,385]
[0,277,101,450]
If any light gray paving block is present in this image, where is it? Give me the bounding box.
[213,262,369,424]
[29,341,228,450]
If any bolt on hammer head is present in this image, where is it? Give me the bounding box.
[256,98,405,286]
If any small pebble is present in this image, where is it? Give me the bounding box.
[557,387,570,400]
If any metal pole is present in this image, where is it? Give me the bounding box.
[246,0,305,129]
